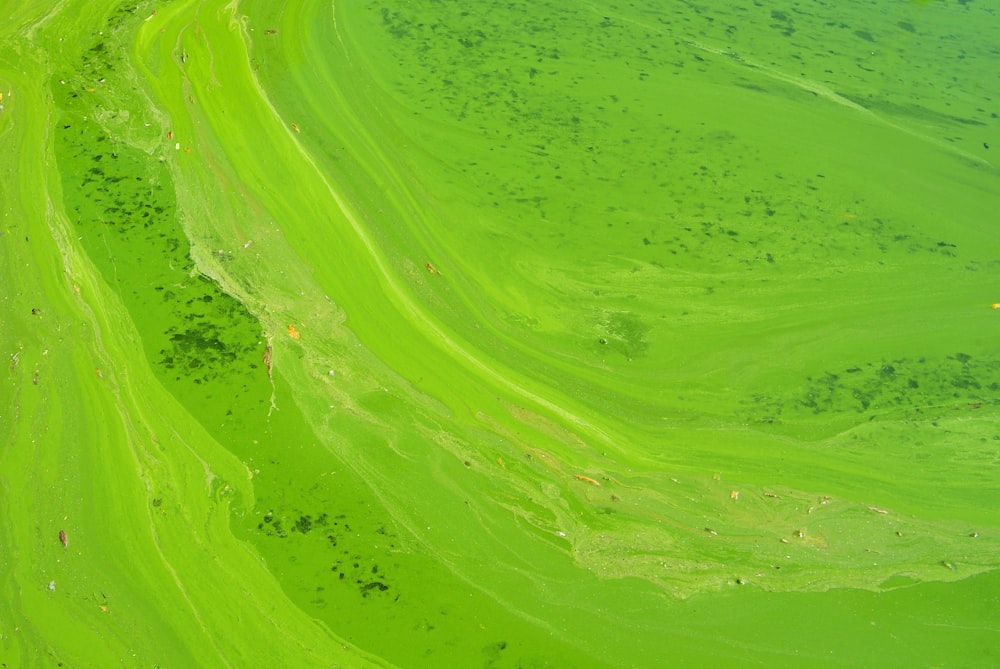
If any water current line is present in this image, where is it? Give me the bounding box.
[682,39,991,168]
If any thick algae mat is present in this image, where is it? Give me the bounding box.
[2,0,1000,666]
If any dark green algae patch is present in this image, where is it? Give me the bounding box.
[49,16,271,457]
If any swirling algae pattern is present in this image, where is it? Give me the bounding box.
[2,0,999,667]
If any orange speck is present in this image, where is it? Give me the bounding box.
[167,130,173,139]
[290,123,300,133]
[992,303,1000,310]
[85,87,96,93]
[94,368,103,378]
[574,474,600,486]
[730,490,739,501]
[425,261,439,275]
[287,324,300,339]
[183,147,192,154]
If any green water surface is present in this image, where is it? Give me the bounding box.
[2,0,999,667]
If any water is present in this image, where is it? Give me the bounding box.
[2,0,998,667]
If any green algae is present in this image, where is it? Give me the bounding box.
[236,0,1000,586]
[3,0,1000,667]
[1,2,380,668]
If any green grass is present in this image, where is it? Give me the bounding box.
[2,0,999,667]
